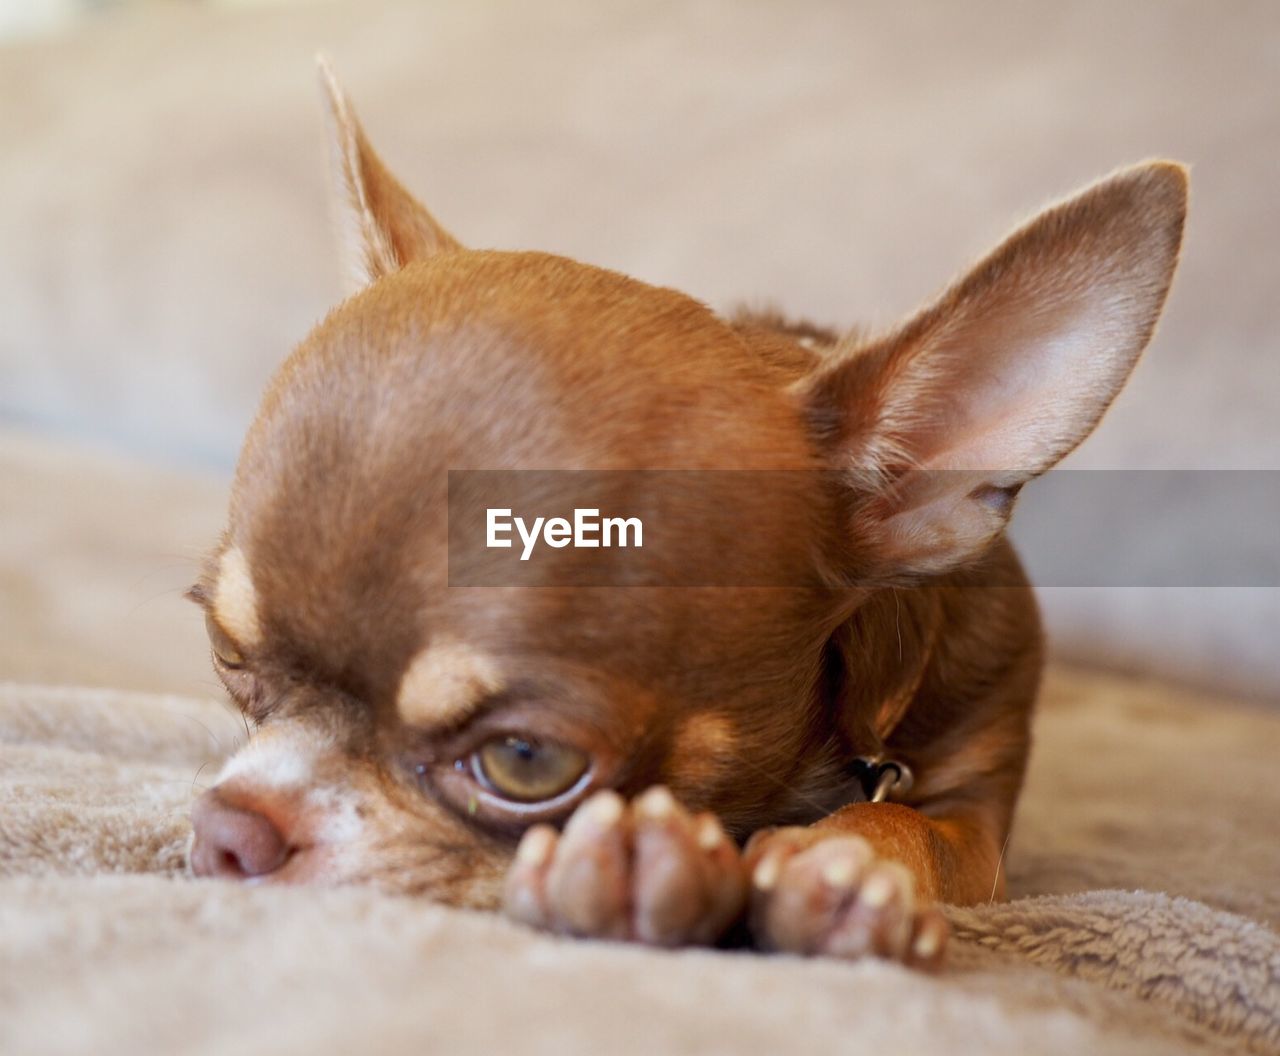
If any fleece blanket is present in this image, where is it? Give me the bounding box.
[1,670,1278,1056]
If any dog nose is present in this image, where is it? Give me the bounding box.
[190,791,291,879]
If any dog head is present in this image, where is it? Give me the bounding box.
[187,66,1185,903]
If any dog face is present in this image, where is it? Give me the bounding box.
[190,252,850,901]
[187,67,1184,904]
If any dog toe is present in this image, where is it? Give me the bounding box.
[503,787,745,947]
[748,830,948,968]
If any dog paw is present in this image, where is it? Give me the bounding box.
[746,829,949,969]
[503,787,746,946]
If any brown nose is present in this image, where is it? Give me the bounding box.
[190,791,291,879]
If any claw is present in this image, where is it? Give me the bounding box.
[502,787,747,947]
[749,829,947,968]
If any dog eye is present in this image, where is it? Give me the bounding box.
[204,614,246,669]
[471,736,589,803]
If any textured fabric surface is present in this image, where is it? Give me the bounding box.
[0,428,223,696]
[1,1,1278,699]
[2,673,1279,1056]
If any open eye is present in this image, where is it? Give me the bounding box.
[470,735,589,803]
[204,613,246,670]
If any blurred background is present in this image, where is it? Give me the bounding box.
[1,0,1277,702]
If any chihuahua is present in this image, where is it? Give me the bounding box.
[187,64,1186,969]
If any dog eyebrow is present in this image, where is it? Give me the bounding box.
[211,545,264,648]
[396,638,505,730]
[184,583,211,607]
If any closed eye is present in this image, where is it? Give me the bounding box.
[204,613,246,670]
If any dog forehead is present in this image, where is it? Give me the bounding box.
[234,250,815,521]
[310,251,799,434]
[220,250,824,694]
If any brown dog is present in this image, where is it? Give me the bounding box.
[187,65,1186,969]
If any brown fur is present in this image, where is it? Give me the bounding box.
[187,66,1186,962]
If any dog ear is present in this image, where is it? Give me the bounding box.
[805,162,1188,581]
[317,57,461,291]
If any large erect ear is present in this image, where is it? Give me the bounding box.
[805,162,1188,581]
[317,57,461,291]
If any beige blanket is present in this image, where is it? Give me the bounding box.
[2,671,1278,1056]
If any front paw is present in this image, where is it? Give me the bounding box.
[746,829,949,969]
[503,787,746,947]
